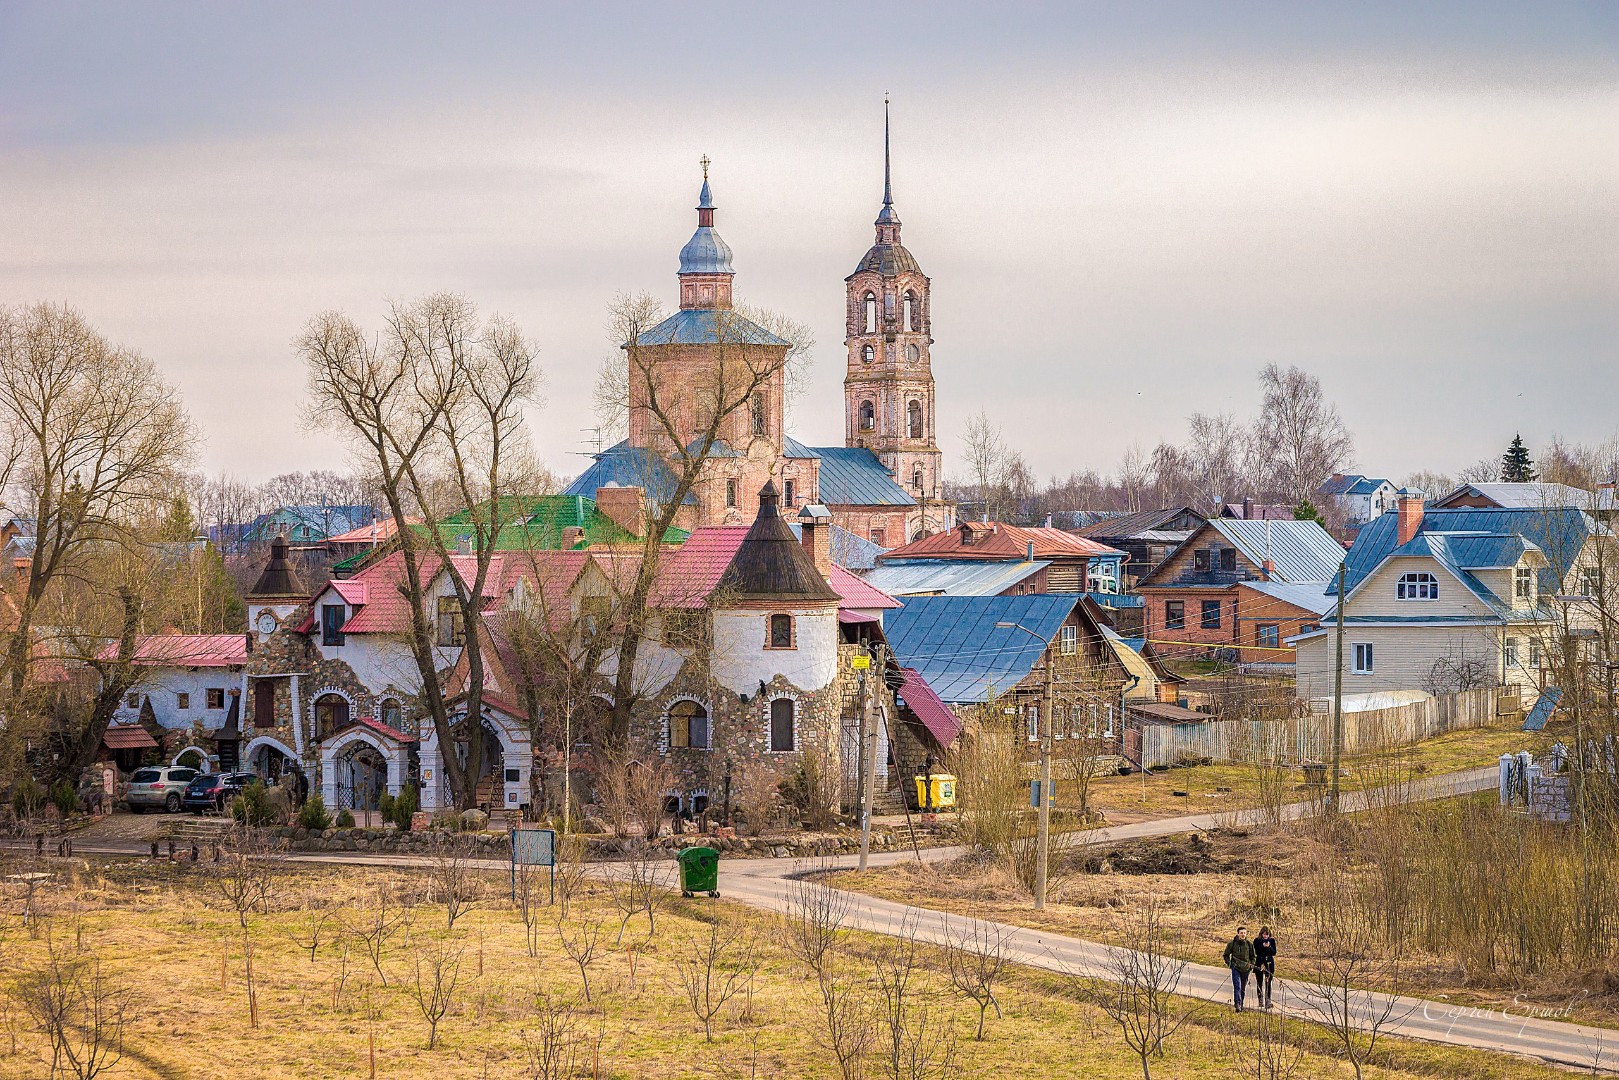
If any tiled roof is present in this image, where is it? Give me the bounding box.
[896,668,961,749]
[103,724,159,749]
[806,446,916,507]
[636,308,788,347]
[330,580,368,606]
[650,525,896,613]
[109,634,248,668]
[883,594,1079,703]
[714,483,840,603]
[882,522,1122,563]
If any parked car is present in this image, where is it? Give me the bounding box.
[182,772,255,814]
[125,766,199,813]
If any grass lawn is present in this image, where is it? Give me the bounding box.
[0,855,1582,1078]
[1078,719,1544,820]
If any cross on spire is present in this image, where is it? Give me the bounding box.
[700,154,711,181]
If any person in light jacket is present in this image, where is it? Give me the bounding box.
[1222,925,1256,1012]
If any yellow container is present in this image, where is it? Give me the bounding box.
[914,773,957,810]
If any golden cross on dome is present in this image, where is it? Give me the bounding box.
[700,154,711,181]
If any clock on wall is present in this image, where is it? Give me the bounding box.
[255,612,278,635]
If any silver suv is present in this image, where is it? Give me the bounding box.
[126,766,198,813]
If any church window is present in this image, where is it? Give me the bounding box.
[905,344,920,363]
[863,293,877,333]
[784,478,796,505]
[907,400,924,439]
[912,466,924,492]
[862,345,874,364]
[725,479,738,508]
[858,400,875,431]
[903,292,915,331]
[751,392,767,436]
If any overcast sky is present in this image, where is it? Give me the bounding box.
[2,2,1615,487]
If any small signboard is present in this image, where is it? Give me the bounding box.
[510,827,557,902]
[1523,687,1563,732]
[851,655,871,670]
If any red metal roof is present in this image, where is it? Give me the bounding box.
[105,634,248,668]
[103,724,159,749]
[325,517,419,545]
[831,566,901,610]
[897,668,961,749]
[882,521,1123,562]
[351,715,416,743]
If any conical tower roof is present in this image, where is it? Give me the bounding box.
[714,482,840,602]
[248,536,307,600]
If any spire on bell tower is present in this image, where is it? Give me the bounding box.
[875,94,901,239]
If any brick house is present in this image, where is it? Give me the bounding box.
[1136,518,1343,665]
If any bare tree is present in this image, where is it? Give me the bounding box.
[1117,443,1150,512]
[286,900,335,963]
[554,913,606,1002]
[212,830,282,1027]
[671,916,756,1041]
[942,917,1011,1040]
[521,989,591,1080]
[15,930,132,1080]
[1074,902,1197,1080]
[1245,1005,1306,1080]
[299,292,544,809]
[870,921,959,1080]
[429,836,486,930]
[1249,364,1354,504]
[343,885,414,987]
[403,939,464,1050]
[607,847,668,943]
[960,409,1009,522]
[1186,412,1246,512]
[785,879,872,1080]
[1294,895,1409,1080]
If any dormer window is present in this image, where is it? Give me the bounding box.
[1514,566,1534,600]
[1396,572,1439,600]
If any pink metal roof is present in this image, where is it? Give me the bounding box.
[330,580,368,606]
[831,566,900,610]
[325,517,419,545]
[108,634,248,668]
[897,667,961,749]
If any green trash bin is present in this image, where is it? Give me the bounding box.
[677,846,720,898]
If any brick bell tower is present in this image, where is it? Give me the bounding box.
[844,99,949,540]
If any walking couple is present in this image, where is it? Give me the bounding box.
[1222,925,1276,1011]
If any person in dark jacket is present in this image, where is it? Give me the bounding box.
[1222,925,1256,1011]
[1253,926,1277,1008]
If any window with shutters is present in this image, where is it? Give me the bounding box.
[668,700,711,750]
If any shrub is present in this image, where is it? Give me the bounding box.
[379,791,396,823]
[11,776,45,819]
[232,779,278,827]
[49,779,79,818]
[336,808,355,828]
[389,783,419,831]
[296,793,332,832]
[780,749,838,830]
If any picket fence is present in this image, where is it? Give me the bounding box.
[1135,687,1501,769]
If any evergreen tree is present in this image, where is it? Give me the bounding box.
[1500,434,1537,483]
[1292,498,1324,525]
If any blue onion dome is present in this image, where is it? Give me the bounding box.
[679,226,734,275]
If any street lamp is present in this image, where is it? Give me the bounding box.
[997,620,1054,910]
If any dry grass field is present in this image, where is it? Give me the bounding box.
[0,851,1587,1079]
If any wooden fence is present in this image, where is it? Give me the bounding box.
[1134,687,1501,769]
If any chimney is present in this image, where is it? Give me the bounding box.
[561,526,585,548]
[797,505,834,583]
[1261,559,1274,580]
[594,485,646,538]
[1396,490,1425,545]
[1026,541,1035,562]
[1242,497,1254,520]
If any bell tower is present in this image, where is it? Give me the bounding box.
[844,99,948,538]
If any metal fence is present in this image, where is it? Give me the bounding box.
[1135,687,1500,769]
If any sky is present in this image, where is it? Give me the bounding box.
[2,1,1616,488]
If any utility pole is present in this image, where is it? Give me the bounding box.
[1330,560,1346,811]
[1035,644,1054,911]
[858,645,885,871]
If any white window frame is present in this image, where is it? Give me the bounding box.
[1504,637,1519,669]
[1396,572,1439,601]
[1059,625,1078,655]
[1025,704,1039,742]
[1352,642,1374,675]
[1514,566,1534,600]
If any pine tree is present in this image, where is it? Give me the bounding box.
[1292,498,1324,525]
[1500,434,1537,483]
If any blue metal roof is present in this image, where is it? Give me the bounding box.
[561,441,695,507]
[1205,518,1345,583]
[808,446,916,507]
[1346,477,1392,496]
[782,436,822,460]
[637,308,788,347]
[1338,507,1595,596]
[883,594,1079,703]
[1241,579,1335,616]
[678,225,734,275]
[784,522,887,571]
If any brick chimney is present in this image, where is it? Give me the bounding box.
[1242,497,1254,520]
[1396,491,1425,545]
[1261,559,1274,580]
[797,504,834,583]
[561,526,585,548]
[594,485,646,538]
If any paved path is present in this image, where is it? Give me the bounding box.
[15,764,1617,1069]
